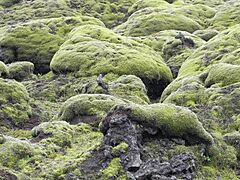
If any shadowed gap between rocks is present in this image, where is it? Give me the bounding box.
[141,78,171,102]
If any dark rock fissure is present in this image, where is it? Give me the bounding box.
[141,78,171,101]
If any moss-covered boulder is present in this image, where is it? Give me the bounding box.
[211,1,240,31]
[0,16,104,73]
[205,63,240,87]
[193,29,219,41]
[58,94,126,126]
[115,8,202,36]
[0,0,21,8]
[0,122,103,179]
[8,61,34,81]
[0,78,31,127]
[0,61,8,77]
[50,25,172,99]
[109,75,150,104]
[128,103,213,144]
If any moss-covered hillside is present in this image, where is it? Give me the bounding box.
[1,0,240,179]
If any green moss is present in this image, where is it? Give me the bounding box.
[128,103,213,144]
[178,25,240,78]
[163,82,207,107]
[0,61,8,77]
[8,61,34,81]
[50,25,173,90]
[101,158,127,180]
[193,29,219,41]
[0,78,31,127]
[109,75,150,104]
[0,0,21,8]
[211,1,240,31]
[115,10,202,36]
[0,16,104,73]
[205,63,240,87]
[0,137,34,168]
[58,94,126,126]
[112,142,129,157]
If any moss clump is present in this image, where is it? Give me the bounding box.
[0,78,31,127]
[193,29,219,41]
[0,136,34,168]
[115,10,202,36]
[32,121,74,147]
[0,61,8,77]
[8,61,34,81]
[205,63,240,87]
[50,25,173,99]
[0,16,104,73]
[128,103,213,144]
[58,94,126,126]
[101,158,127,180]
[109,75,150,104]
[112,142,129,157]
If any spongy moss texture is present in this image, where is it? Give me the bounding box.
[1,0,240,179]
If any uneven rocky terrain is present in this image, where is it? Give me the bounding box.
[0,0,240,179]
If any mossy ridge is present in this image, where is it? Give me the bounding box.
[129,103,213,144]
[0,16,104,73]
[0,78,31,127]
[58,94,127,126]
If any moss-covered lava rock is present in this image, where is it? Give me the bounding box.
[8,61,34,81]
[0,16,104,73]
[0,78,31,127]
[0,61,8,78]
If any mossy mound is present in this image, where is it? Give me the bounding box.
[115,8,202,36]
[58,94,126,126]
[211,1,240,31]
[0,78,31,127]
[50,25,172,99]
[128,103,213,144]
[0,122,103,179]
[108,75,150,104]
[0,16,104,73]
[0,0,136,28]
[8,61,34,81]
[205,63,240,87]
[0,61,8,77]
